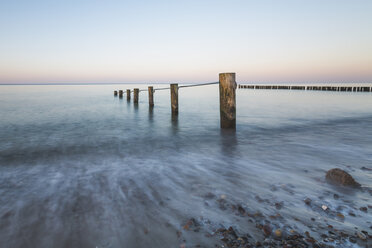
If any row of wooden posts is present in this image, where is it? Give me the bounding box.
[114,73,237,129]
[238,85,372,92]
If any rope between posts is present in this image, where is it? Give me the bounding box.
[178,81,219,88]
[127,81,219,93]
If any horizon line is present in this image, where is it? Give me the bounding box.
[1,82,372,86]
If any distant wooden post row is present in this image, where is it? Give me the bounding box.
[237,84,372,92]
[113,74,371,130]
[114,73,236,129]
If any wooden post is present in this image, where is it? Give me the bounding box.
[126,89,131,101]
[170,84,178,114]
[219,73,236,129]
[119,90,123,98]
[114,90,118,96]
[148,86,154,107]
[133,88,139,104]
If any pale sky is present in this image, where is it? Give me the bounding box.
[0,0,371,84]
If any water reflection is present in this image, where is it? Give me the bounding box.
[148,106,154,123]
[171,114,178,133]
[133,102,139,112]
[219,129,237,156]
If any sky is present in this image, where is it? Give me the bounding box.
[0,0,371,84]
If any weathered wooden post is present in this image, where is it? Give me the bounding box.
[219,73,236,129]
[170,84,178,114]
[126,89,131,101]
[114,90,118,96]
[148,86,154,107]
[133,88,139,104]
[119,90,123,98]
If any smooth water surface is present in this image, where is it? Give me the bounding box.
[0,85,371,247]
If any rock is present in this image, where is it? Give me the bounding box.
[357,232,367,240]
[304,198,312,205]
[275,202,283,210]
[322,205,328,211]
[348,211,356,217]
[337,213,345,219]
[263,224,272,236]
[349,237,357,243]
[204,192,216,199]
[274,229,282,238]
[236,204,246,215]
[183,218,199,231]
[325,168,361,187]
[360,207,368,212]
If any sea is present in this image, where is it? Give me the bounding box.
[0,84,371,247]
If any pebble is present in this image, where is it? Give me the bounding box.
[349,236,357,243]
[348,211,356,217]
[336,213,345,219]
[275,202,283,210]
[360,207,368,212]
[274,229,282,238]
[322,205,328,211]
[304,198,312,205]
[357,232,367,240]
[263,224,272,236]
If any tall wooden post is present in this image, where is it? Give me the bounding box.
[148,86,154,107]
[114,90,118,96]
[126,89,131,101]
[170,84,178,114]
[119,90,123,98]
[219,73,236,129]
[134,88,139,104]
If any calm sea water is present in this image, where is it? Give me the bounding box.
[0,84,371,247]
